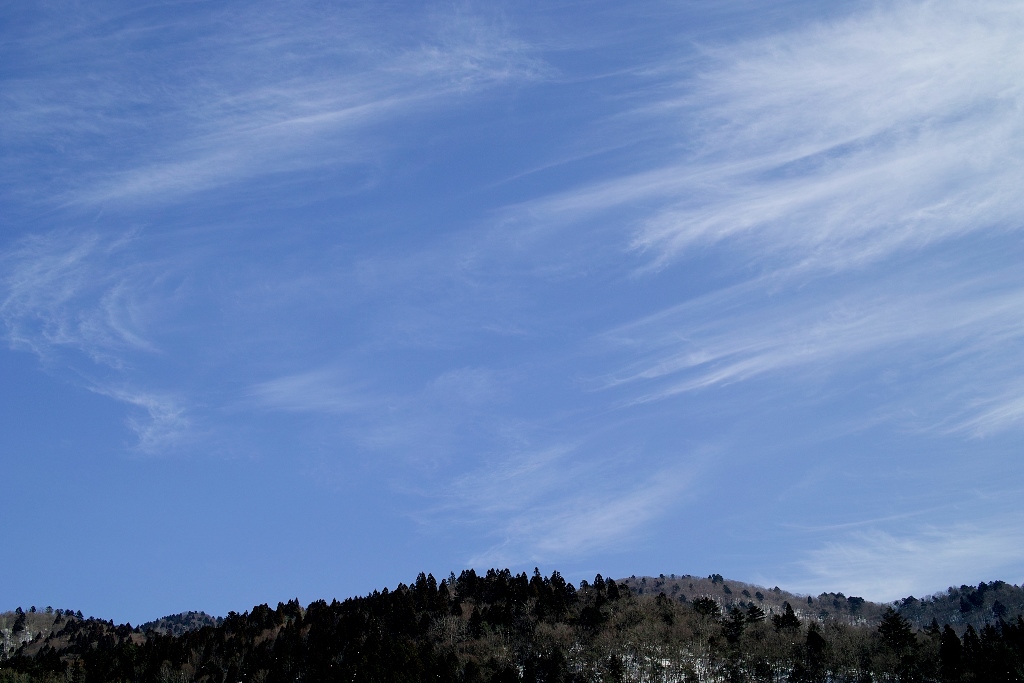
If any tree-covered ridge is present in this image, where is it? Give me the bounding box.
[620,576,1024,633]
[619,575,886,627]
[1,608,85,660]
[896,581,1024,632]
[137,614,223,639]
[2,570,1023,682]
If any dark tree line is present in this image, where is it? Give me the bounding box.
[2,569,1023,683]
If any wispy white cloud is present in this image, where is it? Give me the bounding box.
[94,386,191,455]
[636,0,1024,270]
[0,231,157,365]
[443,441,701,566]
[954,393,1024,436]
[0,3,542,457]
[313,0,1024,563]
[1,3,541,208]
[481,0,1024,446]
[795,521,1024,601]
[249,368,365,415]
[467,469,697,567]
[598,273,1024,429]
[0,230,193,451]
[499,0,1024,273]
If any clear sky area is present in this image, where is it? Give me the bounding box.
[2,0,1023,625]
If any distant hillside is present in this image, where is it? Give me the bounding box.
[1,607,219,657]
[0,609,81,659]
[4,571,1024,682]
[619,574,1024,633]
[895,580,1024,632]
[619,574,886,626]
[138,611,222,636]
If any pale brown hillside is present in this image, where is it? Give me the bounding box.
[617,573,885,625]
[0,608,80,658]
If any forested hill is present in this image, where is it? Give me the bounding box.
[620,575,886,627]
[2,570,1024,682]
[138,612,223,637]
[621,575,1024,632]
[895,580,1024,630]
[0,610,221,655]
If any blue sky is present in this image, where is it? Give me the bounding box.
[3,0,1024,624]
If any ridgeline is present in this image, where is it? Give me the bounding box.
[2,571,1023,682]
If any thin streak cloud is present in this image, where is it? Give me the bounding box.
[796,521,1024,601]
[2,4,541,208]
[95,386,191,455]
[0,230,198,453]
[250,369,364,415]
[589,269,1024,444]
[502,0,1024,274]
[458,447,700,567]
[0,231,157,365]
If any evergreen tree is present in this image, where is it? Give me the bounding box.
[877,608,919,680]
[939,624,962,682]
[723,607,745,644]
[772,602,800,631]
[12,611,26,635]
[803,627,827,683]
[746,604,766,623]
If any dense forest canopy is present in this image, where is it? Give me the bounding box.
[2,570,1023,682]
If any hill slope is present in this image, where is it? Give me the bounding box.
[137,611,222,637]
[619,575,1024,633]
[3,571,1023,682]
